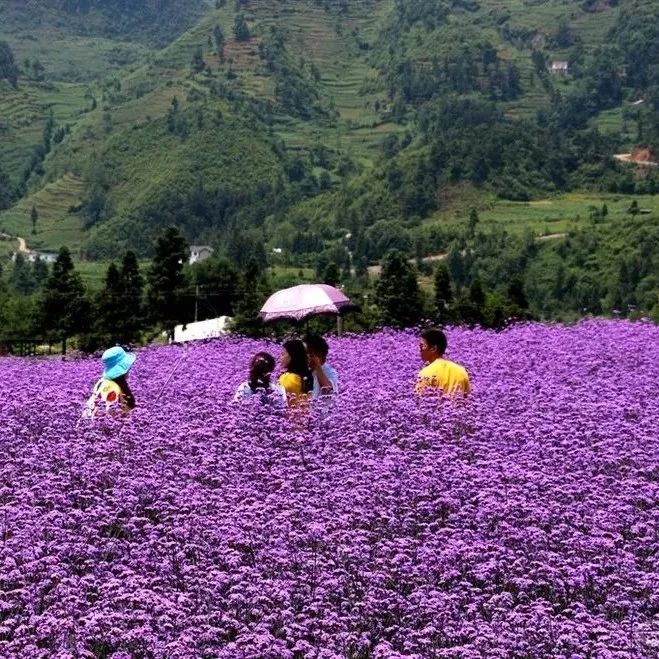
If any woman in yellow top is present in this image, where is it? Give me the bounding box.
[278,339,313,405]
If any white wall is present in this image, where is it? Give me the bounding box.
[173,316,232,342]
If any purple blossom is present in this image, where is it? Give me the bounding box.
[0,320,658,657]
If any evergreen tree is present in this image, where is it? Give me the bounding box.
[233,14,250,41]
[39,247,89,352]
[146,227,189,340]
[118,250,144,345]
[232,258,270,335]
[507,275,529,311]
[9,253,35,295]
[323,262,340,287]
[191,46,205,73]
[96,262,123,343]
[375,250,422,327]
[32,257,49,288]
[355,256,369,282]
[191,257,241,319]
[0,41,19,88]
[0,161,15,210]
[213,24,225,61]
[433,263,453,320]
[447,248,465,291]
[469,278,485,307]
[468,208,479,238]
[30,205,38,234]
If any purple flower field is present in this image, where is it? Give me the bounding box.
[1,320,658,658]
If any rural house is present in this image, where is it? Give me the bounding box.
[189,245,214,265]
[550,61,569,76]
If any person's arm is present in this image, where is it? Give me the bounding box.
[309,355,334,395]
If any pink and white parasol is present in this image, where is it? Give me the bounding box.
[259,284,357,323]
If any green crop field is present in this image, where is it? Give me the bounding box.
[430,191,659,237]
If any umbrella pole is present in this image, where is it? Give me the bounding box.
[337,315,343,336]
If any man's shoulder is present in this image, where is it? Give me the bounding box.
[418,362,437,378]
[323,364,339,379]
[445,358,469,375]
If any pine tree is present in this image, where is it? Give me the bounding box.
[146,227,189,340]
[323,262,340,287]
[39,247,89,352]
[507,275,529,311]
[375,250,422,327]
[96,262,123,343]
[32,257,49,288]
[0,161,15,210]
[191,46,205,73]
[9,253,35,295]
[0,41,19,88]
[30,205,38,234]
[213,24,225,61]
[433,263,453,320]
[468,208,479,238]
[233,14,250,41]
[118,250,144,345]
[232,258,270,336]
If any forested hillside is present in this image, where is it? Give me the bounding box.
[0,0,658,334]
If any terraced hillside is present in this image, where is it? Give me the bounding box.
[0,0,656,265]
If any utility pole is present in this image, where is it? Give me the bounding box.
[194,284,199,322]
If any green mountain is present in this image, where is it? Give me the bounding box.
[0,0,658,269]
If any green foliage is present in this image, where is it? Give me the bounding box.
[433,263,453,321]
[38,247,90,350]
[0,41,19,88]
[231,258,271,336]
[146,227,189,339]
[95,251,145,345]
[190,256,242,320]
[375,250,423,327]
[15,0,207,47]
[233,14,250,42]
[0,161,15,210]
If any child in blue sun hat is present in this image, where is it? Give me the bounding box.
[83,346,137,419]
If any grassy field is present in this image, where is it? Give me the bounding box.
[430,190,659,237]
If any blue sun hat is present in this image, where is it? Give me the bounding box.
[102,346,136,380]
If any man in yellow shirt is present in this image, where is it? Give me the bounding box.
[416,328,470,396]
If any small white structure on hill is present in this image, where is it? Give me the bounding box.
[550,61,569,76]
[173,316,232,343]
[17,250,58,264]
[189,245,214,265]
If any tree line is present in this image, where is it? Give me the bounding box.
[4,205,656,355]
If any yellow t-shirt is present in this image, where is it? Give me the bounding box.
[416,358,471,396]
[279,372,304,395]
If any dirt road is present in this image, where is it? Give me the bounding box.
[0,232,30,257]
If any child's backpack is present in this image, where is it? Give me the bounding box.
[82,378,124,420]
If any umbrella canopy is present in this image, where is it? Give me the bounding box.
[259,284,357,323]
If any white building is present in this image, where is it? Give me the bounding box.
[550,61,569,76]
[189,245,214,265]
[173,316,232,343]
[19,250,58,263]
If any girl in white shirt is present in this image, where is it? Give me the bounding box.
[233,352,286,405]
